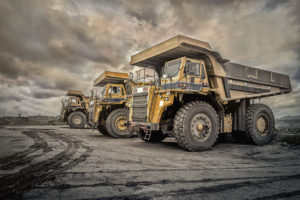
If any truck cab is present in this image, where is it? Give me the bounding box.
[67,96,81,106]
[98,83,127,102]
[59,90,90,129]
[160,57,209,90]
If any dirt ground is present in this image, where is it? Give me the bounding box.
[0,126,300,200]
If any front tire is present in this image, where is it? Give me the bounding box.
[174,101,219,151]
[67,111,86,129]
[246,104,275,145]
[106,108,131,138]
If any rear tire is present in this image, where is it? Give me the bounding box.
[246,104,274,145]
[138,130,167,142]
[106,108,131,138]
[174,101,219,151]
[67,111,86,129]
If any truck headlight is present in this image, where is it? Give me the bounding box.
[90,101,94,106]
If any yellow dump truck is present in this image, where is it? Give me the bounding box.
[89,71,135,138]
[59,90,91,128]
[128,35,292,151]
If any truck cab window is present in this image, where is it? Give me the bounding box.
[186,61,200,76]
[109,86,120,95]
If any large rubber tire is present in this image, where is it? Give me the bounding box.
[97,122,109,136]
[174,101,219,151]
[138,130,167,143]
[106,108,132,138]
[246,104,275,145]
[67,111,86,129]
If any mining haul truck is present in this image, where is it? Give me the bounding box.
[89,71,135,138]
[128,35,292,151]
[60,90,91,128]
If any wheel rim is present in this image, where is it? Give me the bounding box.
[256,113,269,135]
[115,115,128,132]
[72,116,82,125]
[190,113,212,142]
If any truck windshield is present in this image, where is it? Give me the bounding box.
[163,60,181,77]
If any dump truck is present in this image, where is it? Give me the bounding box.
[59,90,91,128]
[128,35,292,151]
[89,71,135,138]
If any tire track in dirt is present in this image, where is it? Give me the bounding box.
[0,131,51,170]
[252,190,300,200]
[0,130,92,199]
[52,162,300,177]
[35,173,300,190]
[78,173,300,200]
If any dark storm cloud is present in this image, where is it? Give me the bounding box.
[294,67,300,82]
[122,0,161,26]
[0,54,20,79]
[0,0,133,76]
[264,0,288,10]
[30,90,64,99]
[0,95,23,103]
[289,41,300,84]
[0,0,299,116]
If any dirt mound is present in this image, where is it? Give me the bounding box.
[0,116,64,126]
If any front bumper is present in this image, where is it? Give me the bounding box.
[129,122,160,131]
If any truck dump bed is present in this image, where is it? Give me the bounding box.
[131,35,228,68]
[93,71,130,87]
[130,35,291,101]
[67,90,86,98]
[223,62,291,90]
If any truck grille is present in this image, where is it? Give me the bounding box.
[132,92,148,122]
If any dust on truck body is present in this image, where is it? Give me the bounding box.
[60,90,91,128]
[89,71,134,138]
[129,35,292,151]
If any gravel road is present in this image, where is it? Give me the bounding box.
[0,126,300,199]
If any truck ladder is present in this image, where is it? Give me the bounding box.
[144,130,152,141]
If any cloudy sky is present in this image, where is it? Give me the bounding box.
[0,0,299,117]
